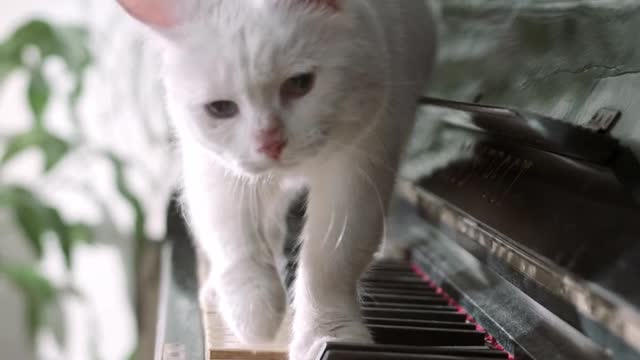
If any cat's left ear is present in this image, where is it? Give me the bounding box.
[116,0,195,28]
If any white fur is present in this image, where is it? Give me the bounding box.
[117,0,436,358]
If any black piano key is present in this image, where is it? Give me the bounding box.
[362,307,468,322]
[363,271,421,279]
[360,280,434,290]
[366,267,417,275]
[363,280,432,289]
[362,302,455,311]
[362,275,429,284]
[367,263,415,269]
[321,343,509,359]
[368,262,414,269]
[322,350,500,360]
[364,317,477,330]
[369,260,412,268]
[360,287,439,297]
[369,324,486,347]
[361,293,448,305]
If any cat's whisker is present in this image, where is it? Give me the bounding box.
[355,166,388,250]
[334,213,349,252]
[321,208,336,247]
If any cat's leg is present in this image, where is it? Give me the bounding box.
[261,184,303,292]
[374,196,414,261]
[290,150,398,359]
[184,157,287,344]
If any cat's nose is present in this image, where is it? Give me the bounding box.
[256,127,287,160]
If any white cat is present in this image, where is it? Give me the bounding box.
[115,0,436,358]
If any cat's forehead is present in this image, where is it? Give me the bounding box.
[166,6,335,73]
[161,2,350,100]
[162,23,313,101]
[167,22,312,76]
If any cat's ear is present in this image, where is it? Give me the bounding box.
[116,0,194,28]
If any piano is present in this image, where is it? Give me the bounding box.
[153,2,640,360]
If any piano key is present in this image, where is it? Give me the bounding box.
[361,275,428,283]
[210,350,286,360]
[366,262,414,269]
[369,260,413,268]
[360,276,429,287]
[362,307,468,322]
[360,287,439,297]
[321,349,500,360]
[362,302,457,312]
[361,293,448,305]
[365,271,421,279]
[364,317,477,330]
[369,324,486,346]
[321,343,508,359]
[360,280,435,290]
[366,267,418,275]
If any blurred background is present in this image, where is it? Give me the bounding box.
[1,1,177,359]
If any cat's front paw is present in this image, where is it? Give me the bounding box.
[214,260,287,344]
[289,318,372,360]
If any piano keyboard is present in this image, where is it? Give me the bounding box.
[203,295,290,359]
[204,259,511,360]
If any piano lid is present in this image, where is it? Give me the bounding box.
[421,0,640,158]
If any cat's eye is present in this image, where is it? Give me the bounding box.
[205,100,239,119]
[281,73,315,100]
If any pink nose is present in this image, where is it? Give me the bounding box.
[256,127,286,160]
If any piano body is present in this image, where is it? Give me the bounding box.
[154,2,640,360]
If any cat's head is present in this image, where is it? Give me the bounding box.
[118,0,385,177]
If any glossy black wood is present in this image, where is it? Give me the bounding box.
[369,324,486,347]
[320,343,508,360]
[364,318,477,331]
[415,124,640,303]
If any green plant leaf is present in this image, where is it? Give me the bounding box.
[0,20,92,75]
[3,20,56,62]
[0,131,41,165]
[46,207,73,268]
[0,187,11,204]
[0,39,18,84]
[28,68,49,125]
[14,204,48,257]
[53,26,92,75]
[2,187,52,257]
[45,210,93,268]
[41,133,69,171]
[106,154,147,244]
[1,130,70,171]
[0,54,20,84]
[0,186,90,266]
[69,223,93,245]
[0,264,58,339]
[0,19,92,129]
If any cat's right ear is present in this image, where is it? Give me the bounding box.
[116,0,190,28]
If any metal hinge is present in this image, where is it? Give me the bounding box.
[584,108,621,133]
